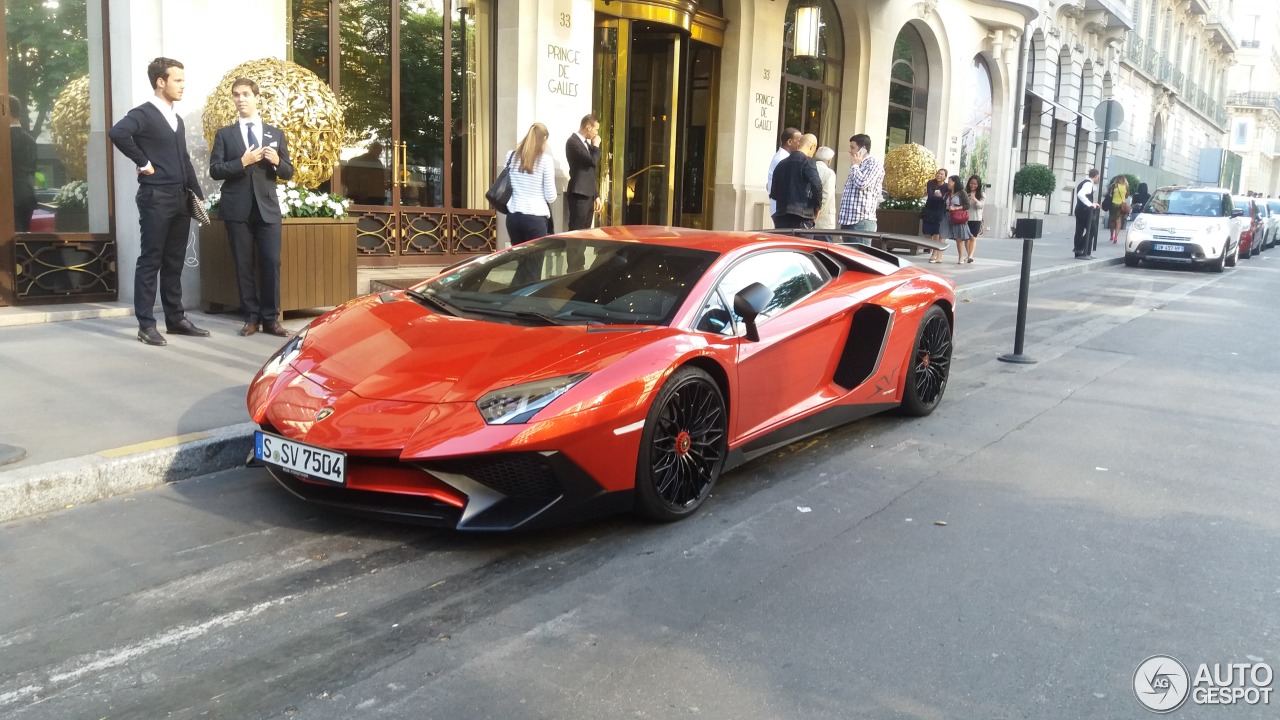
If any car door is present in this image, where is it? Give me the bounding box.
[701,250,845,439]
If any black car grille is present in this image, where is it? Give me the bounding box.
[429,453,562,499]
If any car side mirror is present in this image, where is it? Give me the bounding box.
[1232,209,1244,218]
[733,282,774,342]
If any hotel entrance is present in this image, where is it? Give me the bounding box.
[593,1,724,229]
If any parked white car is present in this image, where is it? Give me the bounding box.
[1126,187,1240,272]
[1262,200,1280,250]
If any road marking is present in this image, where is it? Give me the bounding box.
[96,431,211,458]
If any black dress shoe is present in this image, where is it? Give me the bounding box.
[262,321,290,337]
[138,327,168,346]
[166,318,211,337]
[238,322,259,337]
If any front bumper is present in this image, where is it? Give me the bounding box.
[259,445,632,531]
[1127,238,1218,266]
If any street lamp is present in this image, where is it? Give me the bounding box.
[792,3,822,59]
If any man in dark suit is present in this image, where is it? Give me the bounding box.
[564,114,601,271]
[208,77,294,337]
[769,133,822,229]
[109,57,208,346]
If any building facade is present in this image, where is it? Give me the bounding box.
[2,0,1046,308]
[1225,0,1280,195]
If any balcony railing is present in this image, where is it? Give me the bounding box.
[1227,91,1280,115]
[1127,33,1145,64]
[1206,1,1240,51]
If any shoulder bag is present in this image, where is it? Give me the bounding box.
[485,152,514,214]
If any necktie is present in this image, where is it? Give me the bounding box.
[247,122,258,149]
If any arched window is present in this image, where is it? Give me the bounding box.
[959,56,992,182]
[779,0,843,148]
[1055,46,1071,105]
[886,25,928,151]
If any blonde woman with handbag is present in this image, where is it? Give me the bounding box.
[504,122,557,246]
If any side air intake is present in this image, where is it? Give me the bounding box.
[833,305,892,390]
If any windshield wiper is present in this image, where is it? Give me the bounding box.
[405,288,459,317]
[459,306,572,326]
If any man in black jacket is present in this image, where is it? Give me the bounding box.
[769,133,822,229]
[208,77,294,337]
[564,114,601,271]
[108,57,207,346]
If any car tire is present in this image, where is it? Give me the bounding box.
[1225,243,1237,268]
[634,366,728,522]
[1124,253,1140,267]
[898,304,952,417]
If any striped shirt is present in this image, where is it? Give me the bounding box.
[505,151,557,216]
[837,155,884,225]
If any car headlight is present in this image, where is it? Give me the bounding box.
[1133,217,1148,231]
[259,326,308,378]
[477,373,589,425]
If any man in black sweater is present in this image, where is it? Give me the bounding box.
[108,57,208,346]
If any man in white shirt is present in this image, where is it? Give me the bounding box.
[767,127,801,216]
[1073,168,1101,259]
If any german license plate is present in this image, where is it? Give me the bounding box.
[1154,243,1184,252]
[255,431,346,485]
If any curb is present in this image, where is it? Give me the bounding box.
[0,304,133,328]
[0,423,255,522]
[0,256,1123,525]
[955,256,1124,299]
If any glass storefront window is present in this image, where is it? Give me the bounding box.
[778,0,842,155]
[887,25,928,151]
[6,0,110,236]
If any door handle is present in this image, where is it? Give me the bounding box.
[391,141,400,189]
[400,142,410,187]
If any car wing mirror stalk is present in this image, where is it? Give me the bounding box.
[733,282,774,342]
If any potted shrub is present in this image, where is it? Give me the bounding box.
[1011,163,1055,238]
[878,143,938,254]
[52,180,88,232]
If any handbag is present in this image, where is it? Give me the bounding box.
[949,208,969,224]
[187,188,210,226]
[485,152,513,214]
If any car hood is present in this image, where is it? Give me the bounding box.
[1136,215,1231,233]
[289,295,657,404]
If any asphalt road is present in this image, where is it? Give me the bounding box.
[4,257,1279,719]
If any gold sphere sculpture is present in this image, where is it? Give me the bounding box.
[883,143,939,200]
[50,75,91,181]
[202,58,344,189]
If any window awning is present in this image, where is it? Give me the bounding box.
[1027,88,1081,125]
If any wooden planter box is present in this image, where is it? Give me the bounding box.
[200,217,358,314]
[875,208,924,254]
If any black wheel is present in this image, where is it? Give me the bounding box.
[634,367,728,521]
[899,305,952,416]
[1225,243,1237,268]
[1124,253,1140,267]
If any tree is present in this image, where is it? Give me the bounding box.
[6,0,89,136]
[1013,163,1055,215]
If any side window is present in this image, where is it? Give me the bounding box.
[715,251,829,326]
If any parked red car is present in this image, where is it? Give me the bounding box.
[1233,196,1263,259]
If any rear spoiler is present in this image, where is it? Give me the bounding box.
[753,229,947,269]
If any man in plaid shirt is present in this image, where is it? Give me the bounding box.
[837,133,884,245]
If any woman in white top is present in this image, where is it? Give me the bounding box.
[505,122,558,245]
[964,174,984,263]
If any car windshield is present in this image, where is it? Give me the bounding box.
[421,238,719,326]
[1269,202,1280,214]
[1145,190,1226,217]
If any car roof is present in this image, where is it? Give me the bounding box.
[1155,186,1229,194]
[555,225,840,254]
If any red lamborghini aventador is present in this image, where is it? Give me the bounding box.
[247,226,955,530]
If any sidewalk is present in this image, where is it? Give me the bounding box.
[0,227,1124,522]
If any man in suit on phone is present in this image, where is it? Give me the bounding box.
[108,57,207,346]
[208,77,294,337]
[564,115,602,270]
